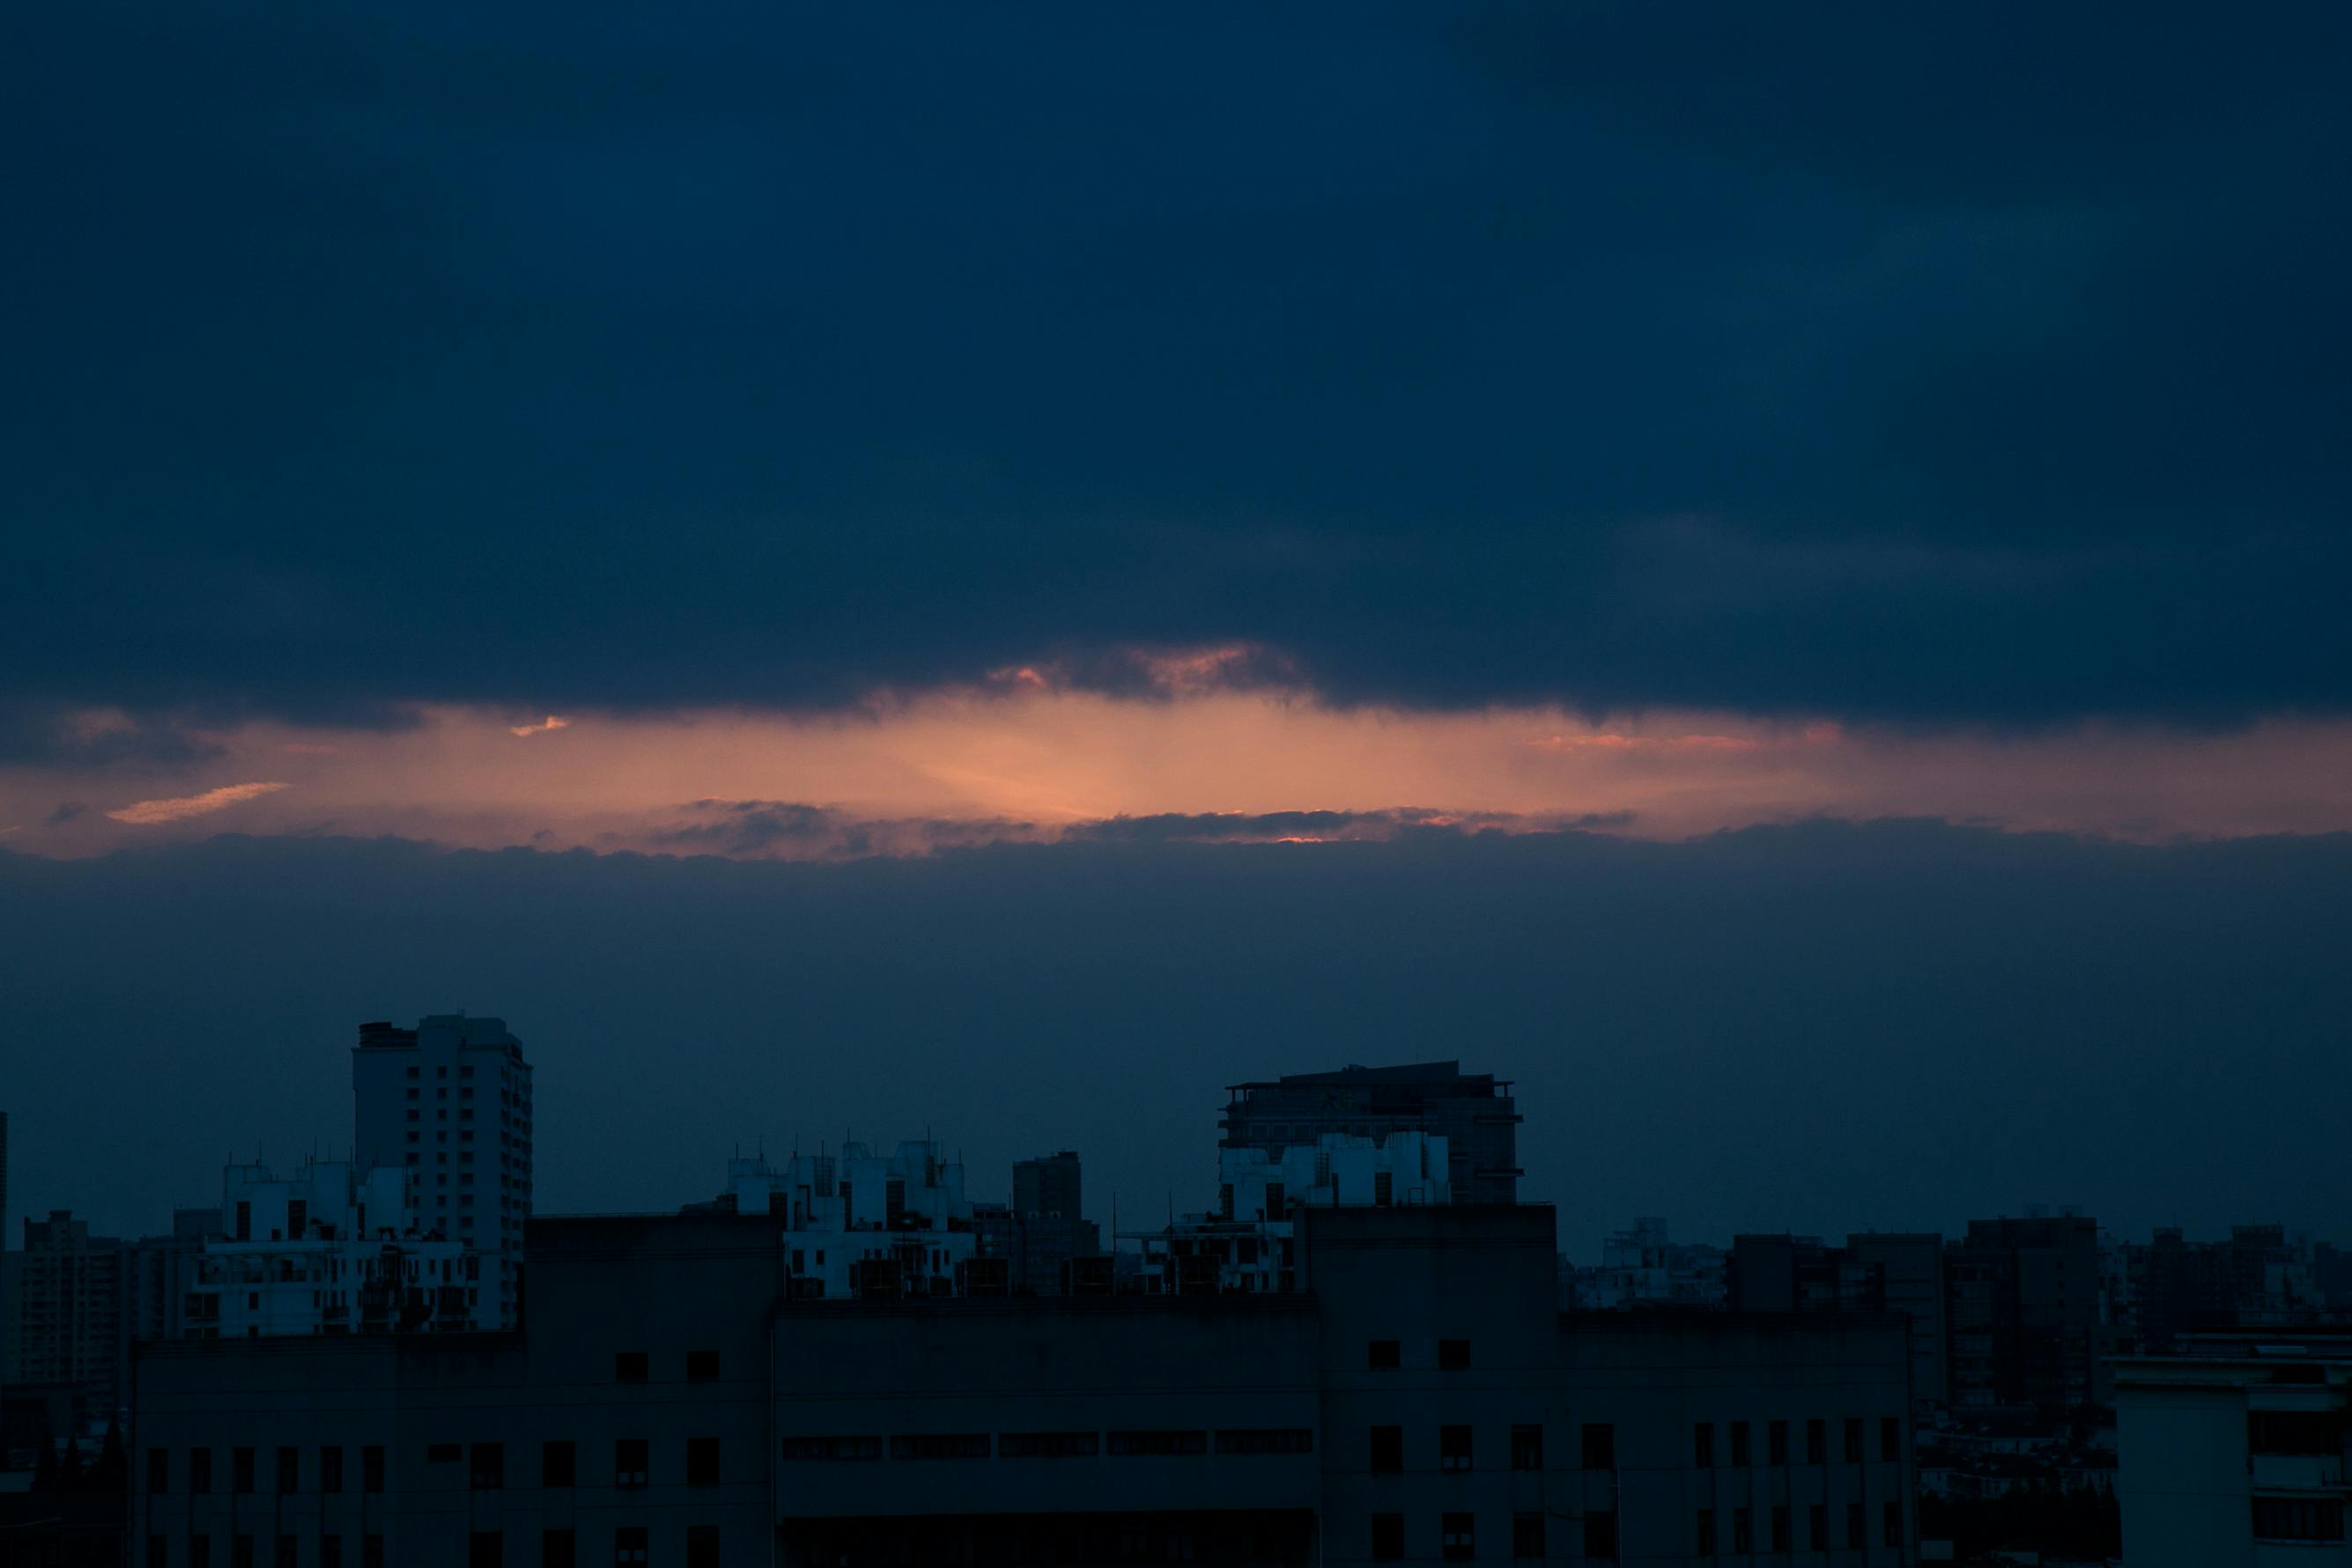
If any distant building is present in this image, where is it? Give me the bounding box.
[1221,1061,1522,1204]
[1572,1217,1727,1311]
[1949,1214,2112,1416]
[978,1151,1103,1296]
[4,1211,125,1418]
[122,1208,222,1348]
[2117,1328,2352,1564]
[2112,1224,2329,1355]
[717,1140,977,1298]
[186,1160,485,1338]
[351,1015,534,1328]
[1136,1131,1451,1295]
[1728,1231,1948,1412]
[131,1203,1919,1568]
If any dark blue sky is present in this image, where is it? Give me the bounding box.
[6,4,2348,749]
[4,7,2349,1246]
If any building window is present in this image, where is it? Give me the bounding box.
[1368,1339,1402,1369]
[615,1527,648,1566]
[1732,1506,1752,1553]
[321,1446,343,1492]
[1768,1419,1788,1465]
[687,1349,721,1382]
[1214,1429,1313,1454]
[543,1531,575,1568]
[1441,1513,1475,1562]
[2252,1498,2347,1542]
[2251,1412,2340,1454]
[1105,1431,1205,1457]
[277,1540,298,1568]
[1882,1415,1901,1461]
[1771,1505,1790,1551]
[362,1446,384,1493]
[1513,1513,1543,1561]
[544,1440,575,1487]
[1371,1515,1405,1562]
[999,1432,1100,1458]
[1580,1424,1615,1470]
[1846,1502,1866,1550]
[147,1448,169,1494]
[1582,1511,1617,1562]
[615,1439,648,1489]
[1844,1416,1863,1461]
[781,1436,883,1461]
[190,1448,212,1493]
[1371,1426,1404,1474]
[1696,1509,1715,1555]
[469,1533,502,1568]
[1440,1425,1473,1472]
[363,1535,383,1568]
[276,1446,299,1492]
[192,1538,213,1568]
[471,1443,504,1490]
[1884,1500,1904,1547]
[688,1436,721,1485]
[615,1351,649,1384]
[1439,1338,1471,1371]
[1510,1424,1542,1471]
[1729,1421,1750,1466]
[1693,1422,1713,1466]
[1808,1503,1826,1550]
[323,1541,342,1568]
[687,1527,721,1568]
[230,1447,255,1493]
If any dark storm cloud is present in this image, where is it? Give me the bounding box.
[5,821,2349,1247]
[637,799,1039,859]
[4,4,2347,724]
[0,703,226,770]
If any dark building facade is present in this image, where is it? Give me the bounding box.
[1221,1063,1523,1205]
[1948,1216,2111,1416]
[132,1205,1918,1565]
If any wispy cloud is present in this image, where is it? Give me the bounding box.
[509,715,570,737]
[107,781,290,825]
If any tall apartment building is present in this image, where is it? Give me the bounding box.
[352,1015,534,1328]
[1012,1151,1083,1225]
[7,1210,126,1416]
[1949,1214,2111,1416]
[1221,1061,1522,1204]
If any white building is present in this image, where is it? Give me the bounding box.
[2119,1329,2352,1564]
[721,1140,978,1298]
[187,1160,485,1338]
[1139,1132,1452,1294]
[351,1014,534,1328]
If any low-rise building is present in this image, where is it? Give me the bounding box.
[715,1140,978,1298]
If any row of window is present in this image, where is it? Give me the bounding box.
[1693,1501,1901,1554]
[781,1430,1317,1461]
[612,1350,722,1383]
[1693,1416,1900,1467]
[1370,1509,1609,1562]
[151,1525,707,1568]
[1367,1338,1473,1369]
[147,1438,721,1495]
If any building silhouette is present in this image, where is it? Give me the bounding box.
[1221,1062,1522,1204]
[352,1015,534,1328]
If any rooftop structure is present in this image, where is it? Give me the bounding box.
[1221,1061,1521,1203]
[716,1139,977,1298]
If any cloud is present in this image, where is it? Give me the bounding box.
[1,5,2344,729]
[508,715,570,737]
[107,780,290,825]
[47,802,87,825]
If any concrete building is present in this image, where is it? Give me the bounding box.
[1731,1233,1949,1412]
[1948,1215,2111,1416]
[1137,1133,1451,1295]
[1222,1062,1523,1205]
[122,1209,222,1349]
[1572,1218,1727,1311]
[2117,1328,2352,1564]
[188,1161,485,1339]
[133,1203,1919,1566]
[717,1140,978,1298]
[352,1015,534,1328]
[6,1211,126,1419]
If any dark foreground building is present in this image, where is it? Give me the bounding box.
[1221,1062,1524,1204]
[131,1207,1917,1565]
